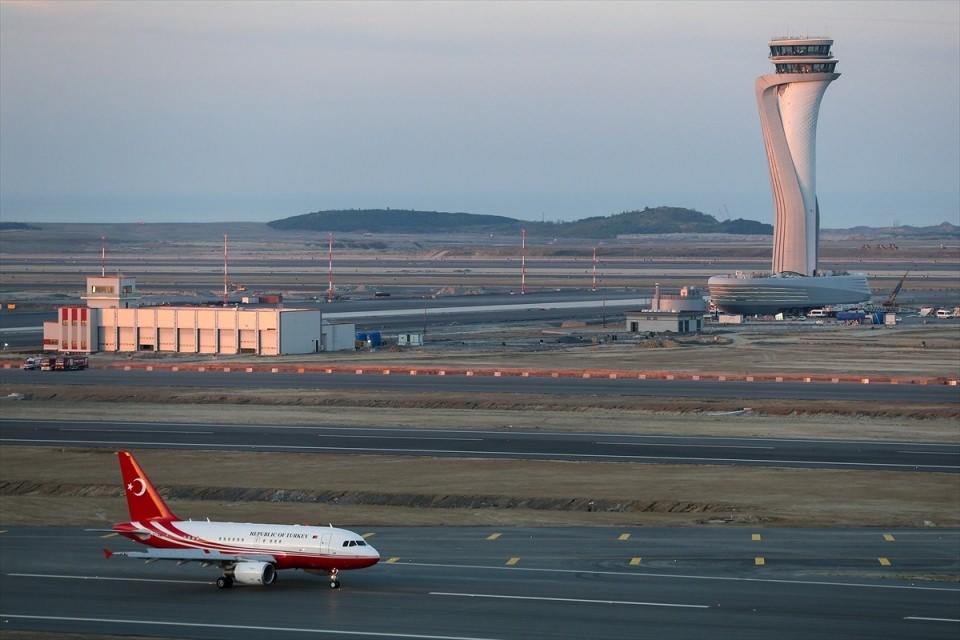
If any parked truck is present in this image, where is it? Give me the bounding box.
[52,355,89,371]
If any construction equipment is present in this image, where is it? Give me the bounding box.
[882,272,908,308]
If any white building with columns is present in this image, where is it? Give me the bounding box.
[43,275,354,355]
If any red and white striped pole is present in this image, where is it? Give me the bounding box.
[592,247,597,292]
[327,232,334,302]
[521,229,526,295]
[223,234,228,306]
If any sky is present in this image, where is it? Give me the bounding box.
[1,0,958,227]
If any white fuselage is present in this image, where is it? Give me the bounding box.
[124,519,380,571]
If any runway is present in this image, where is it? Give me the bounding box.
[2,526,957,639]
[3,368,958,404]
[2,418,958,472]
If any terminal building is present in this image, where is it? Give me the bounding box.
[43,275,355,355]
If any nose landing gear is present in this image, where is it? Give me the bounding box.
[329,568,341,589]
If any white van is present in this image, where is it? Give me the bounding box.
[935,309,953,319]
[807,309,827,318]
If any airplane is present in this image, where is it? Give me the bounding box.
[102,450,380,589]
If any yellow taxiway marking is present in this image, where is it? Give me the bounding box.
[883,534,895,542]
[618,533,631,541]
[629,557,642,566]
[506,557,520,566]
[385,557,400,564]
[99,533,119,538]
[751,533,762,541]
[362,532,376,538]
[755,557,765,566]
[487,533,502,541]
[878,557,892,566]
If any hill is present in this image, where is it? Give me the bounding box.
[825,221,959,238]
[267,209,520,234]
[524,207,771,237]
[0,222,41,231]
[268,206,772,237]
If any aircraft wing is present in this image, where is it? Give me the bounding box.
[104,547,276,565]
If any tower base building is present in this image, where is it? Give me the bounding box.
[708,271,870,316]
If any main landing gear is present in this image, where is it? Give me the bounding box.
[216,575,234,589]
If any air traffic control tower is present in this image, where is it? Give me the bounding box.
[760,37,838,276]
[708,37,871,315]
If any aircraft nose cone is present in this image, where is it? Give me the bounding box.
[367,544,380,561]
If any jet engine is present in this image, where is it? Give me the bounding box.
[232,561,277,585]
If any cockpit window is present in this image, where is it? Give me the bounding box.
[341,539,367,547]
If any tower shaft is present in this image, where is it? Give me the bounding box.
[757,38,838,276]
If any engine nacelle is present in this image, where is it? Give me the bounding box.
[233,561,276,585]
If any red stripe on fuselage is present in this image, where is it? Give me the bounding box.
[113,519,378,571]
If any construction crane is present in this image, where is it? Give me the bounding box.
[882,272,908,308]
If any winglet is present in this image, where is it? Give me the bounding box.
[117,451,178,522]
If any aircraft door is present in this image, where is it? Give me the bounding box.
[320,532,331,555]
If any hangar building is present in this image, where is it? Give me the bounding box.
[43,275,354,355]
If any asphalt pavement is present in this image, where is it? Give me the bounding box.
[1,418,958,472]
[2,526,957,640]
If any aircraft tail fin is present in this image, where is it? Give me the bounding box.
[117,451,177,522]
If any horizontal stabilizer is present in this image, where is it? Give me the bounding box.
[88,527,153,538]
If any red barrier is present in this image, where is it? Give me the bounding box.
[99,361,957,386]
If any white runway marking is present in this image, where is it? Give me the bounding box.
[59,428,215,435]
[898,450,960,456]
[431,591,709,609]
[597,441,775,450]
[8,572,204,585]
[904,616,960,623]
[390,561,960,592]
[0,613,503,640]
[321,434,484,442]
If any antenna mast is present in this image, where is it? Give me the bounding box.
[521,229,526,295]
[223,234,228,306]
[592,247,597,292]
[101,236,106,277]
[327,232,334,302]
